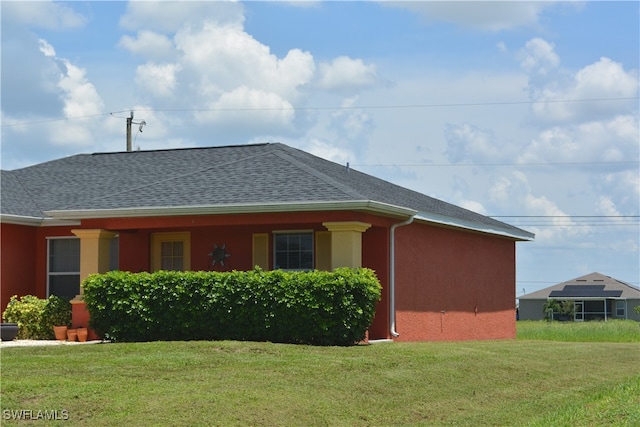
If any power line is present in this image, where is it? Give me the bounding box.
[354,161,639,167]
[2,96,637,128]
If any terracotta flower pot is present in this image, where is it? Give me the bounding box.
[76,328,88,342]
[66,329,77,342]
[53,325,68,341]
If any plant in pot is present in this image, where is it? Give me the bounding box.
[42,296,72,340]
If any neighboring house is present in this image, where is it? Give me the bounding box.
[518,272,640,321]
[1,142,534,341]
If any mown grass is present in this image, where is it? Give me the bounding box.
[517,319,640,342]
[1,336,639,426]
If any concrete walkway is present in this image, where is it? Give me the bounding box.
[0,339,104,348]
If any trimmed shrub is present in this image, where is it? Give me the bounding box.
[82,268,381,345]
[3,295,49,339]
[2,295,73,340]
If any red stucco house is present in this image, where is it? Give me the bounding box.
[1,143,533,341]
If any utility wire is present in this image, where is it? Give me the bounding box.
[2,96,637,127]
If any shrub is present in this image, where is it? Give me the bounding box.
[83,268,381,345]
[2,295,49,339]
[42,295,72,328]
[2,295,73,339]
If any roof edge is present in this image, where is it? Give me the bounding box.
[414,212,535,241]
[44,200,418,220]
[0,214,80,227]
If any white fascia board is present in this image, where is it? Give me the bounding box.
[0,214,81,227]
[414,212,535,241]
[44,200,417,221]
[0,214,43,226]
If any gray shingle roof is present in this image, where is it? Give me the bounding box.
[1,143,533,239]
[519,272,640,299]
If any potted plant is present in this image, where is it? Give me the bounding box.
[42,296,72,340]
[76,326,88,342]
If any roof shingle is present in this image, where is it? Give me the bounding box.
[1,142,533,239]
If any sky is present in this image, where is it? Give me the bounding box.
[1,1,639,294]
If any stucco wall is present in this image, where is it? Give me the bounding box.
[1,223,37,312]
[393,222,517,341]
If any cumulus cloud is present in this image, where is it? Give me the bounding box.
[518,38,560,76]
[57,60,104,118]
[119,30,175,61]
[518,115,639,164]
[194,86,295,133]
[530,57,639,122]
[175,23,314,101]
[135,63,182,98]
[316,56,377,92]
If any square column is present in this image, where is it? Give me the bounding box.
[322,221,371,269]
[71,229,117,287]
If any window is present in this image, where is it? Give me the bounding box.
[48,238,80,300]
[161,241,184,270]
[616,300,625,318]
[110,236,119,271]
[274,232,313,270]
[151,232,191,271]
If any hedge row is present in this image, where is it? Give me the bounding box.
[82,268,381,345]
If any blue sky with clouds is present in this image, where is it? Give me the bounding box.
[1,1,638,294]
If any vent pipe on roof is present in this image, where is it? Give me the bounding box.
[389,215,415,338]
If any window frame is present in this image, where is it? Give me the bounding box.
[151,232,191,272]
[46,236,81,299]
[273,230,314,271]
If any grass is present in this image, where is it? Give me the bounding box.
[516,319,640,342]
[1,321,638,426]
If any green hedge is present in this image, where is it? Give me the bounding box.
[82,268,381,345]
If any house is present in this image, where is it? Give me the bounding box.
[1,142,534,341]
[518,272,640,321]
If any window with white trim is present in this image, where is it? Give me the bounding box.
[615,300,625,318]
[47,238,80,300]
[274,232,313,270]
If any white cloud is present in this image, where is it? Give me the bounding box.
[194,86,295,131]
[518,115,639,164]
[519,38,560,76]
[57,60,104,118]
[523,51,638,123]
[2,1,87,30]
[316,56,377,92]
[304,139,353,165]
[330,97,372,139]
[458,199,487,215]
[38,39,56,57]
[119,1,245,33]
[119,30,175,61]
[135,63,182,98]
[175,23,314,101]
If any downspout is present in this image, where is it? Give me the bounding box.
[389,215,415,338]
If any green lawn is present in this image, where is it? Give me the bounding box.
[517,319,640,342]
[1,322,639,426]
